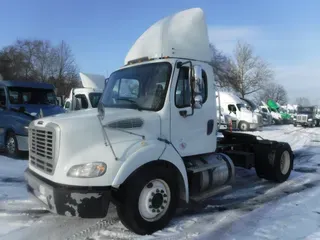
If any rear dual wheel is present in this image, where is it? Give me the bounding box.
[255,143,293,183]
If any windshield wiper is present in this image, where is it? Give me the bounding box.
[116,98,143,111]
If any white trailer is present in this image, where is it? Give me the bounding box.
[24,8,294,235]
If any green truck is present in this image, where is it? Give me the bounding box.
[267,99,293,124]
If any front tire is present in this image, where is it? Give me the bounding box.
[5,132,20,158]
[238,121,249,131]
[116,166,179,235]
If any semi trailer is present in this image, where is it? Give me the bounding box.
[24,8,294,235]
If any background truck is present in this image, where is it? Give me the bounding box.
[261,100,282,125]
[0,80,65,157]
[240,97,265,127]
[24,8,294,235]
[267,99,292,124]
[218,91,260,131]
[294,105,319,127]
[64,72,105,112]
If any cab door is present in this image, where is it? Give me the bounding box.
[170,64,216,157]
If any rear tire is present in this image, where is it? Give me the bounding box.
[255,143,293,183]
[116,165,179,235]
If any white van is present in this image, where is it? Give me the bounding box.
[64,72,105,112]
[218,91,259,131]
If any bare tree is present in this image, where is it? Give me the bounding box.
[296,97,311,106]
[209,44,234,90]
[0,39,80,96]
[229,41,273,97]
[254,82,288,105]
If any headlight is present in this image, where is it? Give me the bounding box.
[24,126,29,134]
[67,162,107,178]
[308,119,312,122]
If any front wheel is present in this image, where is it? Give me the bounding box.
[5,132,20,158]
[238,121,249,131]
[116,166,179,235]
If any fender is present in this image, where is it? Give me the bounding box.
[112,140,166,186]
[112,140,189,203]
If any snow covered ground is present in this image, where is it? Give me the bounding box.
[1,125,320,240]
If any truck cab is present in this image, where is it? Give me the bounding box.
[218,92,259,131]
[294,105,319,127]
[64,72,105,112]
[240,97,264,128]
[261,100,282,125]
[24,8,294,235]
[0,80,65,157]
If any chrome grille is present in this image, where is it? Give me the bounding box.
[29,126,56,175]
[297,115,307,122]
[232,120,237,129]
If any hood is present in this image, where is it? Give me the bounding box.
[267,99,279,110]
[36,108,161,144]
[11,104,65,118]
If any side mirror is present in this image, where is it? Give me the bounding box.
[192,65,204,94]
[191,65,204,109]
[194,95,203,109]
[97,101,105,120]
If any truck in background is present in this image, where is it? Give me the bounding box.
[0,80,65,157]
[24,8,294,235]
[218,91,260,131]
[261,101,282,125]
[64,72,105,112]
[294,105,319,127]
[240,97,265,128]
[267,99,292,124]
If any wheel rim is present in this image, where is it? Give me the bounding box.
[138,179,171,222]
[240,123,247,131]
[280,150,291,175]
[6,137,16,154]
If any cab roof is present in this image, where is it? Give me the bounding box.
[0,80,54,89]
[124,8,211,65]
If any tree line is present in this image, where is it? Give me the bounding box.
[0,39,80,96]
[0,38,309,106]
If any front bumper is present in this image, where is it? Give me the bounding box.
[24,168,111,218]
[296,121,312,127]
[249,123,259,130]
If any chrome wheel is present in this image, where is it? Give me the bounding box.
[138,179,171,222]
[280,150,291,175]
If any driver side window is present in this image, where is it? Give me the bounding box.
[228,104,237,114]
[175,67,208,108]
[0,88,6,107]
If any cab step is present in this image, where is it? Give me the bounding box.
[190,185,232,202]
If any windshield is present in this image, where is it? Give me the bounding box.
[236,103,247,111]
[8,87,57,105]
[298,107,314,114]
[100,62,172,111]
[89,92,102,108]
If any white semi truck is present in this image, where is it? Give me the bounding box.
[64,72,105,112]
[218,91,260,131]
[24,8,294,235]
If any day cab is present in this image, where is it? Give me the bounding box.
[24,8,294,235]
